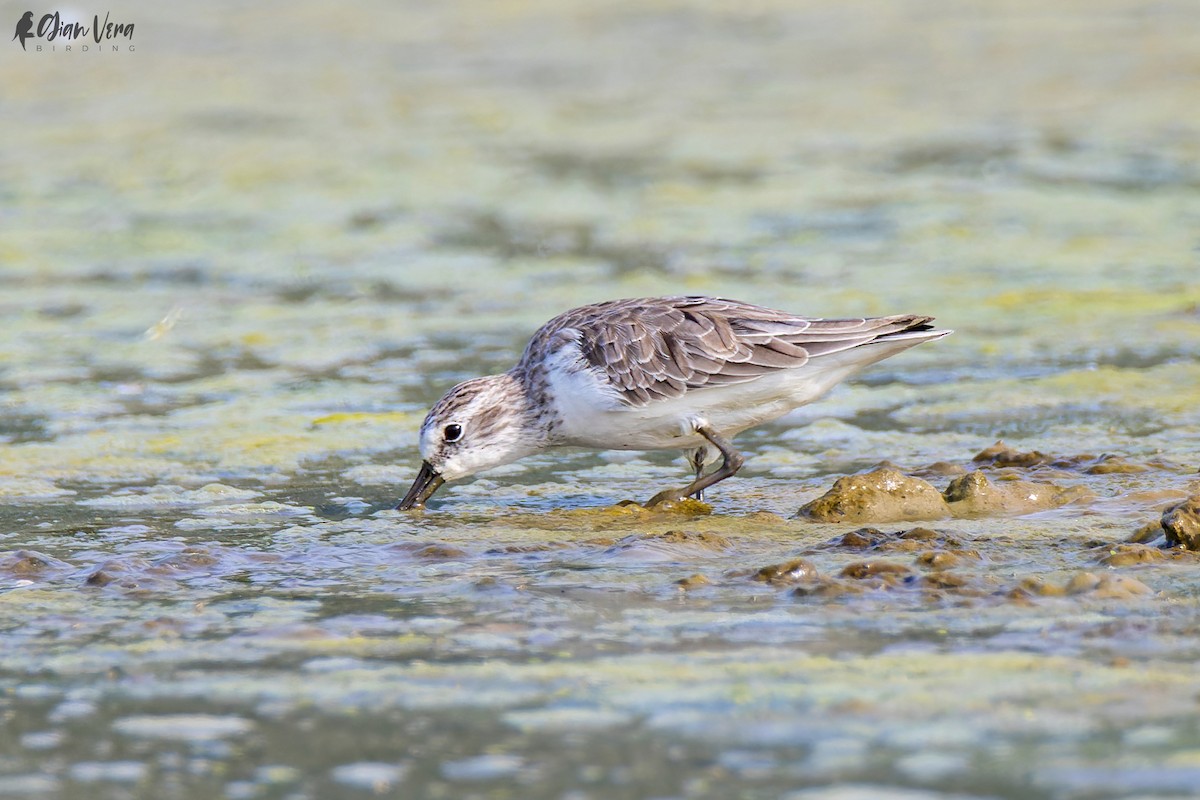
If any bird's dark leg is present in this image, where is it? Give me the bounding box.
[646,426,744,507]
[686,447,707,501]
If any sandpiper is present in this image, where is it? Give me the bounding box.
[398,295,950,510]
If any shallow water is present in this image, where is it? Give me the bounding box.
[3,0,1200,797]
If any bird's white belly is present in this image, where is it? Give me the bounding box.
[546,358,851,451]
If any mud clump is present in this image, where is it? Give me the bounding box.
[1010,572,1153,601]
[753,558,819,585]
[791,579,863,599]
[943,470,1089,517]
[486,542,568,554]
[1128,521,1166,544]
[799,465,1088,524]
[1084,455,1149,475]
[1093,543,1166,567]
[919,571,971,589]
[675,573,711,590]
[82,558,177,592]
[588,498,710,518]
[642,495,714,515]
[971,440,1153,475]
[913,461,968,478]
[743,510,787,523]
[651,530,730,548]
[606,530,731,557]
[620,530,730,550]
[389,543,470,560]
[85,569,117,587]
[1065,572,1154,599]
[818,526,974,557]
[787,560,917,596]
[1162,496,1200,551]
[839,561,913,580]
[972,441,1053,468]
[893,526,940,542]
[154,547,221,570]
[824,528,891,549]
[1,550,71,577]
[1011,576,1066,598]
[798,468,951,523]
[915,550,975,570]
[601,500,652,514]
[416,544,470,560]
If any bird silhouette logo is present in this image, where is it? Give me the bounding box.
[12,11,34,50]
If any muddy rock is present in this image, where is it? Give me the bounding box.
[839,561,914,580]
[943,470,1089,517]
[913,461,968,478]
[1162,496,1200,551]
[652,530,730,548]
[603,500,652,514]
[412,544,470,560]
[1066,572,1104,594]
[642,495,714,515]
[919,571,971,590]
[887,528,972,553]
[82,558,176,592]
[753,558,819,585]
[153,547,221,571]
[824,528,889,549]
[611,530,731,552]
[799,463,1092,523]
[486,542,568,554]
[1090,575,1154,599]
[743,510,788,523]
[916,550,966,570]
[1012,576,1067,598]
[1014,572,1153,601]
[1066,572,1153,599]
[972,440,1053,467]
[791,578,864,599]
[1128,522,1165,544]
[898,526,940,541]
[1084,455,1149,475]
[0,550,72,577]
[820,527,969,554]
[972,442,1150,475]
[1094,543,1166,567]
[606,530,731,561]
[798,468,951,523]
[675,573,711,590]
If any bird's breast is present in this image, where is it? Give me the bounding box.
[544,360,839,451]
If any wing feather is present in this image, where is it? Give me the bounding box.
[520,296,939,407]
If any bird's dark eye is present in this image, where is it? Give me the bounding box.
[443,423,463,443]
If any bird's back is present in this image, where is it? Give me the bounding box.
[518,296,946,409]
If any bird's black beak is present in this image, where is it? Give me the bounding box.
[397,461,445,510]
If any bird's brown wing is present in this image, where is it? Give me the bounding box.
[523,296,937,408]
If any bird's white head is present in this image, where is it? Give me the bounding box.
[397,373,540,509]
